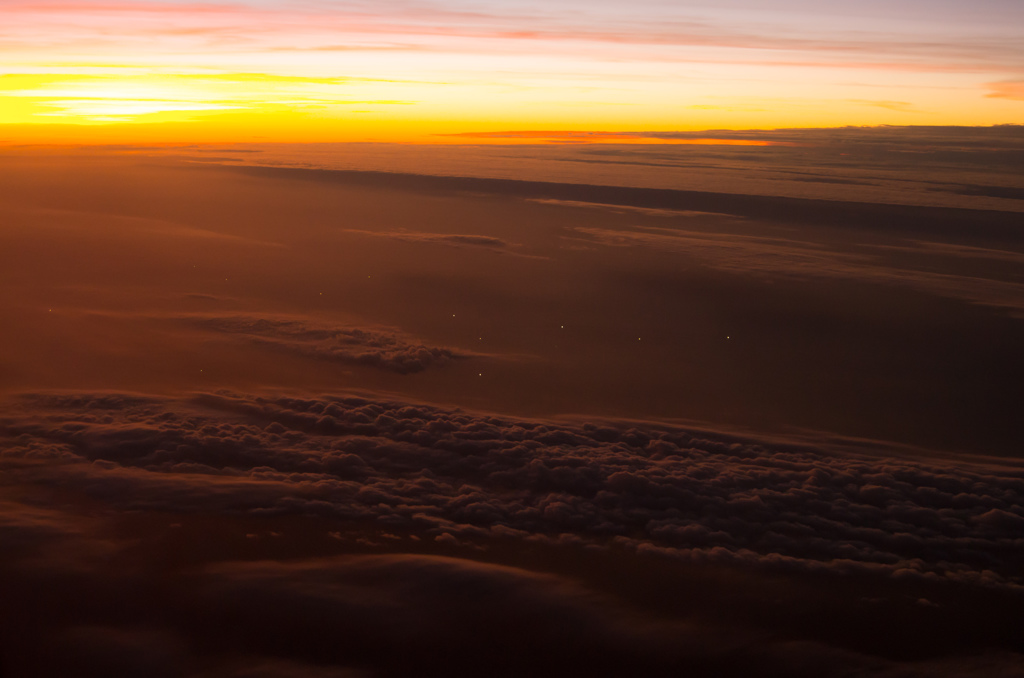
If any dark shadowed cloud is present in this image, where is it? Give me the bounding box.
[2,389,1024,676]
[187,315,472,374]
[3,390,1023,591]
[186,126,1024,212]
[569,224,1024,317]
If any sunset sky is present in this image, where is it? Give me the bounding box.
[2,0,1023,142]
[3,4,1024,677]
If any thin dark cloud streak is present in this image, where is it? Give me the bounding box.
[337,228,547,259]
[341,229,509,249]
[187,314,474,374]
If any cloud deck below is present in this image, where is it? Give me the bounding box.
[1,146,1022,675]
[2,389,1023,676]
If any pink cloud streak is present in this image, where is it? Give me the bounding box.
[2,0,1022,75]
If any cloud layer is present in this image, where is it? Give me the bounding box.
[3,390,1023,590]
[570,224,1024,317]
[2,390,1024,676]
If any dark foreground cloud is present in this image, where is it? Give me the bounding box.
[6,393,1024,589]
[3,390,1024,588]
[1,391,1023,676]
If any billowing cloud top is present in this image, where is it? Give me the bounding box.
[2,389,1024,676]
[4,390,1023,589]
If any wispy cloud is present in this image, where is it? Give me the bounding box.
[1,0,1022,134]
[846,99,918,112]
[986,80,1024,100]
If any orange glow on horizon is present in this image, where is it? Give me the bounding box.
[433,132,787,145]
[0,1,1020,143]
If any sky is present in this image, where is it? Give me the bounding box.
[1,0,1023,142]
